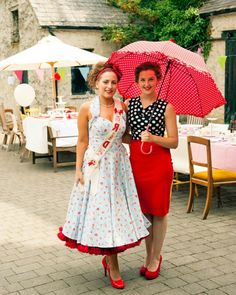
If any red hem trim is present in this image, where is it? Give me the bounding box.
[57,227,146,255]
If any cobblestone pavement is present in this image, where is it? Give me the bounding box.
[0,148,236,295]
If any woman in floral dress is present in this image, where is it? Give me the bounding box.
[58,62,149,289]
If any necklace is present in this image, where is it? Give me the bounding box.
[100,101,114,108]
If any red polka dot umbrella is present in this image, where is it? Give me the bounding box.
[108,40,226,117]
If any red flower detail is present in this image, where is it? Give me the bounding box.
[88,160,96,166]
[114,108,123,115]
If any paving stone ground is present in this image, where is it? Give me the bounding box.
[0,147,236,295]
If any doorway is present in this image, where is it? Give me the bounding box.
[222,30,236,123]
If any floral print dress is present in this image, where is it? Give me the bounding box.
[58,96,149,255]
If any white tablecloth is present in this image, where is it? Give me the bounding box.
[23,116,78,154]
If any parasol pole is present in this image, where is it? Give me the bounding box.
[156,59,172,100]
[48,62,57,109]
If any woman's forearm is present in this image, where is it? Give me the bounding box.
[151,134,178,149]
[76,141,88,171]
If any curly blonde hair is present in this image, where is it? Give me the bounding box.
[87,61,122,89]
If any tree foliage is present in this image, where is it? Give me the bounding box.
[103,0,211,58]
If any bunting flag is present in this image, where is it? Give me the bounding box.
[197,47,203,56]
[217,55,227,69]
[57,68,67,80]
[35,69,44,81]
[14,70,23,82]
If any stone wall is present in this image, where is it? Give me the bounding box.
[0,0,47,111]
[0,0,118,113]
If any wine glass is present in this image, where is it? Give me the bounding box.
[206,117,217,136]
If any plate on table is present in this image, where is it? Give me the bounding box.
[203,135,216,138]
[34,115,50,119]
[209,137,222,142]
[181,124,203,128]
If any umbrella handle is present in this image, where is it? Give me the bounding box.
[140,124,153,154]
[140,141,153,155]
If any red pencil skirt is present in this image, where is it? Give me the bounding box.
[130,140,173,216]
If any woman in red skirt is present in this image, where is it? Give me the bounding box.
[126,61,178,280]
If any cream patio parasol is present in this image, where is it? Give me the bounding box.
[0,35,107,108]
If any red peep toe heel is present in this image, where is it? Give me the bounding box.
[102,256,125,289]
[145,255,162,280]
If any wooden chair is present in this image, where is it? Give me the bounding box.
[47,126,77,170]
[8,112,25,151]
[14,110,31,161]
[0,104,14,149]
[187,136,236,219]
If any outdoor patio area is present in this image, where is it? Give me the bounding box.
[0,148,236,295]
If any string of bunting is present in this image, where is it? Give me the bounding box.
[186,42,234,70]
[0,68,68,84]
[0,46,234,86]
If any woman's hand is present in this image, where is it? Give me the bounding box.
[141,130,153,142]
[75,170,84,186]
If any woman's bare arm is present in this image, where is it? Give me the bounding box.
[141,103,178,149]
[122,99,132,144]
[75,102,90,184]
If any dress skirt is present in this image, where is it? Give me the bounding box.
[130,140,174,216]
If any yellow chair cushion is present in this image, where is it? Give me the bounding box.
[193,169,236,182]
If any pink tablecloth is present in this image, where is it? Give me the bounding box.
[192,140,236,172]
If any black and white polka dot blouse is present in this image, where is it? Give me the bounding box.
[128,97,168,140]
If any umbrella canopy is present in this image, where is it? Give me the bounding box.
[108,40,226,117]
[0,35,107,70]
[0,35,107,107]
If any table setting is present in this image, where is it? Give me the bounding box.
[22,100,78,154]
[175,122,236,172]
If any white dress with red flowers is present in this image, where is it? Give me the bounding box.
[58,96,149,255]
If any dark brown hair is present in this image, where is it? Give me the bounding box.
[87,62,122,89]
[135,62,162,82]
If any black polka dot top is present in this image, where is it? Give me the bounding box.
[128,97,168,140]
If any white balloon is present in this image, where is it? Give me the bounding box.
[14,84,35,107]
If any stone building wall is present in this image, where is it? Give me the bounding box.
[0,0,118,113]
[204,12,236,122]
[0,0,47,111]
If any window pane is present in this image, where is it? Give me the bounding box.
[71,66,90,95]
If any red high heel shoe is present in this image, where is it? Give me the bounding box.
[102,256,125,289]
[145,255,162,280]
[139,265,147,276]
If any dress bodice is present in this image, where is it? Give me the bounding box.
[88,96,126,152]
[128,97,168,140]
